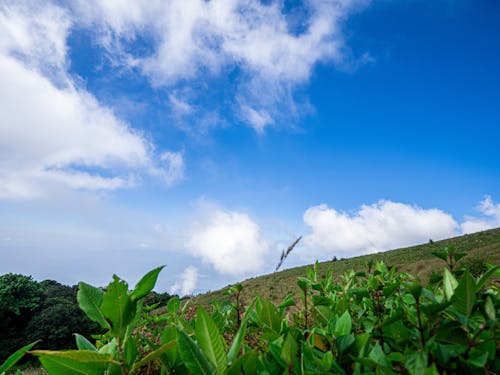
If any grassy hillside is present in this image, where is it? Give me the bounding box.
[189,228,500,308]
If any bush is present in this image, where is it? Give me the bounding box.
[10,263,498,375]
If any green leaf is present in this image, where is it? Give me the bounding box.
[484,296,496,321]
[423,364,439,375]
[476,264,500,291]
[255,298,281,333]
[176,329,215,375]
[195,306,227,374]
[405,351,428,375]
[337,334,355,353]
[130,266,165,301]
[297,277,309,292]
[227,321,246,365]
[77,282,109,330]
[32,350,118,375]
[74,334,97,352]
[123,337,137,367]
[130,341,176,373]
[443,268,458,301]
[101,276,137,338]
[280,333,298,365]
[369,342,390,368]
[452,270,476,317]
[167,296,180,314]
[432,251,447,262]
[0,341,39,373]
[334,310,352,337]
[467,349,489,368]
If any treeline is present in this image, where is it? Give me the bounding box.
[0,273,174,364]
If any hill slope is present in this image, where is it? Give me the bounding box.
[190,228,500,308]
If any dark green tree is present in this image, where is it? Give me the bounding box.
[0,274,44,316]
[0,274,44,361]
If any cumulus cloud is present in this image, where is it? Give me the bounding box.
[0,1,183,199]
[170,266,198,296]
[303,200,459,256]
[73,0,369,132]
[186,204,271,275]
[461,196,500,234]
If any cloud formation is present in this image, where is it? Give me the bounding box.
[73,0,369,132]
[185,204,271,275]
[0,1,183,199]
[461,196,500,234]
[303,200,459,256]
[170,266,198,296]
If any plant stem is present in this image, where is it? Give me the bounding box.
[415,296,426,347]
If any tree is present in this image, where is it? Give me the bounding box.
[0,274,44,316]
[0,274,44,361]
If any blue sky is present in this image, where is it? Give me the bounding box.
[0,0,499,295]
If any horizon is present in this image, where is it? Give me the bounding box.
[1,0,499,295]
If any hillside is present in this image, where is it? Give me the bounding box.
[190,227,500,308]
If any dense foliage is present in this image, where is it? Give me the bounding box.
[0,275,173,367]
[3,255,498,374]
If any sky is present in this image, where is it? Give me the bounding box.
[0,0,499,296]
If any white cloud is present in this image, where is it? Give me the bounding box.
[461,196,500,234]
[73,0,369,132]
[186,204,271,275]
[0,1,183,199]
[303,200,458,256]
[170,266,198,296]
[0,1,70,78]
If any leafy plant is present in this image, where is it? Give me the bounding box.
[4,259,499,374]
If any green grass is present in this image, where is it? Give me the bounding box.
[189,228,500,308]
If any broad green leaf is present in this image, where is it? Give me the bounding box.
[432,251,447,262]
[255,298,281,332]
[227,321,246,365]
[423,364,439,375]
[467,349,489,368]
[167,296,180,314]
[452,270,476,317]
[337,334,355,353]
[278,293,296,310]
[77,282,109,329]
[404,351,428,375]
[369,342,390,368]
[0,340,39,373]
[177,329,215,375]
[32,350,118,375]
[297,277,309,292]
[130,341,176,374]
[334,310,352,337]
[443,268,458,301]
[195,306,227,374]
[99,338,118,356]
[476,264,500,291]
[123,337,137,367]
[484,296,496,321]
[74,334,97,352]
[280,333,298,366]
[130,266,165,301]
[101,276,137,338]
[320,351,333,371]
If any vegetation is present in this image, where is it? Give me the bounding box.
[191,228,500,308]
[2,258,499,373]
[0,275,173,368]
[1,229,498,374]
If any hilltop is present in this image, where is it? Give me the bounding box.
[189,228,500,308]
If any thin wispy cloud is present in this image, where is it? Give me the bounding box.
[73,0,369,132]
